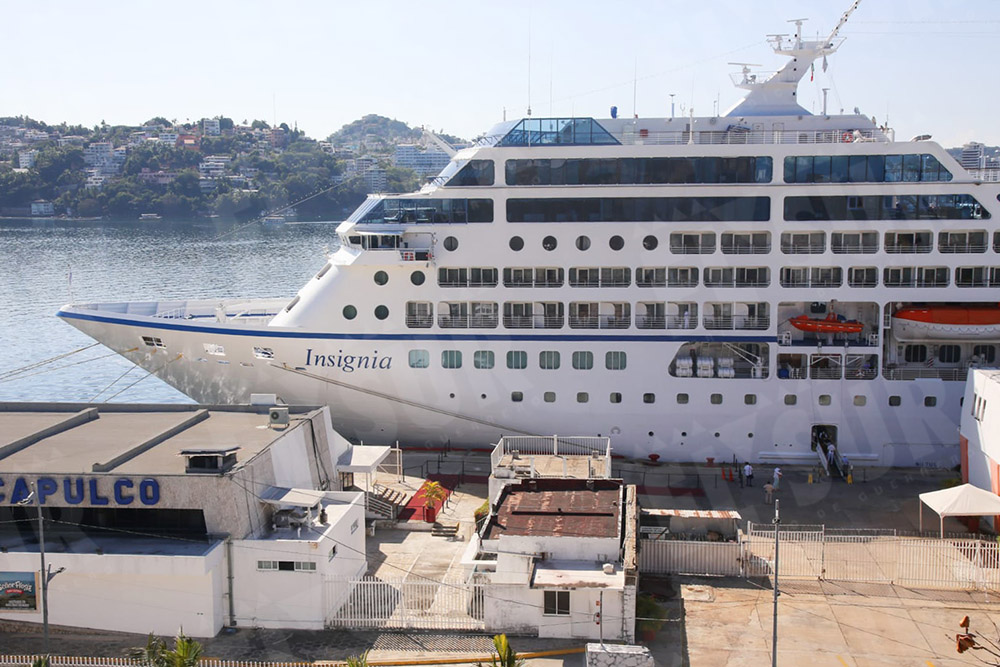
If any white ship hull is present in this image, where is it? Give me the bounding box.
[58,301,964,467]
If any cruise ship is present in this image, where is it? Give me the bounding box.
[58,5,1000,466]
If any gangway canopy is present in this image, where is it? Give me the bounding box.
[260,486,326,509]
[918,483,1000,538]
[336,444,391,473]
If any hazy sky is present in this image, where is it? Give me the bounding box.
[4,0,999,147]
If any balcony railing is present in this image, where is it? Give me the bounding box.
[883,279,948,288]
[722,244,771,254]
[780,244,825,254]
[636,315,666,330]
[637,279,667,288]
[848,278,878,288]
[569,278,600,288]
[810,367,842,380]
[956,279,989,288]
[405,315,433,328]
[939,243,988,254]
[601,315,630,329]
[503,315,564,329]
[845,368,878,380]
[670,244,716,254]
[832,244,878,254]
[618,128,889,146]
[666,315,698,330]
[668,279,698,288]
[883,367,968,381]
[704,316,770,330]
[569,316,599,329]
[884,244,932,254]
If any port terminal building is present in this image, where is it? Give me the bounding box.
[0,402,389,637]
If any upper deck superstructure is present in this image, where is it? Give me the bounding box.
[58,4,1000,467]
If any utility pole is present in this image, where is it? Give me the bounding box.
[17,483,64,657]
[772,498,780,667]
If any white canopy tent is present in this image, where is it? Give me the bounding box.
[918,483,1000,538]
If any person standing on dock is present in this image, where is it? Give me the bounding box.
[743,462,754,487]
[773,467,783,490]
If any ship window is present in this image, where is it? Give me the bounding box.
[784,194,987,221]
[357,197,493,224]
[854,395,867,406]
[474,351,495,369]
[785,153,951,183]
[252,347,274,360]
[745,394,756,405]
[511,391,523,402]
[938,345,961,364]
[818,395,831,406]
[443,236,458,251]
[343,305,357,320]
[606,351,627,370]
[470,268,498,287]
[677,393,689,404]
[671,232,716,254]
[600,267,631,286]
[542,235,557,251]
[506,196,771,223]
[506,156,771,185]
[507,350,528,369]
[408,350,430,368]
[710,394,723,405]
[141,335,166,349]
[374,305,389,320]
[539,351,561,369]
[609,235,624,251]
[721,231,769,254]
[577,392,589,403]
[668,267,699,287]
[509,236,524,251]
[374,270,388,285]
[644,393,656,404]
[576,235,591,251]
[847,267,877,288]
[636,267,666,287]
[924,396,937,407]
[904,345,927,363]
[610,392,622,404]
[203,343,225,356]
[780,232,825,254]
[832,231,878,253]
[784,394,796,406]
[410,270,425,285]
[544,392,556,403]
[889,395,902,407]
[438,350,462,369]
[446,159,494,187]
[572,351,594,370]
[974,345,996,363]
[643,235,658,250]
[956,266,986,288]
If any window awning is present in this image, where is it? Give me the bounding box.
[260,486,326,508]
[336,445,391,473]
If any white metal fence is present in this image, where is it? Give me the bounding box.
[324,575,485,631]
[0,659,312,667]
[640,524,1000,592]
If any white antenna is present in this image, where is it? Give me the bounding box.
[632,57,638,118]
[526,16,532,116]
[669,93,676,119]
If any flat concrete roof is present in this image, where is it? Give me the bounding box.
[533,560,625,589]
[0,403,320,476]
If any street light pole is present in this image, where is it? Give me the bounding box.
[18,483,59,657]
[771,498,780,667]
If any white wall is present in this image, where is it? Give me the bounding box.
[961,371,1000,502]
[269,426,313,488]
[0,543,226,638]
[484,583,624,641]
[485,534,621,563]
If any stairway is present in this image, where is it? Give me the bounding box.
[431,523,460,539]
[365,483,409,520]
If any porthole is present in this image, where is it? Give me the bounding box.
[509,236,524,251]
[511,391,523,402]
[610,392,623,404]
[343,305,357,320]
[374,305,389,320]
[481,393,487,399]
[715,432,720,438]
[745,394,757,405]
[784,394,797,405]
[374,270,388,285]
[443,236,458,251]
[542,235,557,251]
[643,393,655,404]
[544,391,556,403]
[410,270,425,285]
[818,394,831,406]
[648,431,655,437]
[449,393,455,398]
[681,431,687,437]
[577,392,589,403]
[677,393,689,404]
[710,393,723,405]
[748,433,754,438]
[643,235,658,251]
[924,396,937,407]
[889,395,901,407]
[609,235,624,251]
[576,235,591,251]
[854,395,867,406]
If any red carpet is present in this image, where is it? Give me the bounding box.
[397,475,456,522]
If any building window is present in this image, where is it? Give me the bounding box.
[544,391,556,403]
[474,351,495,369]
[539,351,561,369]
[610,392,623,404]
[889,395,901,407]
[408,349,430,368]
[710,394,723,405]
[643,393,656,404]
[677,393,689,404]
[442,350,462,369]
[572,351,594,370]
[511,391,523,402]
[577,392,589,403]
[854,395,867,406]
[784,394,796,406]
[543,590,570,616]
[606,351,627,370]
[257,561,315,572]
[974,345,996,363]
[507,350,528,369]
[745,394,757,405]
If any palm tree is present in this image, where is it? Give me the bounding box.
[477,634,524,667]
[128,632,202,667]
[345,651,369,667]
[421,480,450,522]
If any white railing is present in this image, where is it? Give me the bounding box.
[490,435,612,478]
[324,575,485,631]
[967,168,1000,182]
[619,128,889,146]
[0,659,315,667]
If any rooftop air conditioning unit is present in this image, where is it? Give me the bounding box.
[269,406,290,427]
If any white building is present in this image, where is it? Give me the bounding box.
[393,143,451,177]
[30,200,54,216]
[960,369,1000,529]
[83,142,113,167]
[202,118,221,137]
[158,132,179,146]
[0,403,383,637]
[18,149,38,169]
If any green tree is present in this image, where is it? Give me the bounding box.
[251,119,270,130]
[476,635,524,667]
[128,632,202,667]
[170,170,202,199]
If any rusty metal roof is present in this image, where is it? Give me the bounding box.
[641,509,742,520]
[483,479,622,540]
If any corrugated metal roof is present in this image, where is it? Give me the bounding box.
[641,508,742,520]
[483,479,622,539]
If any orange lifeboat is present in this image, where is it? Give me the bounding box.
[789,313,864,335]
[892,305,1000,341]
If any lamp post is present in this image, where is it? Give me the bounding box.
[771,499,780,667]
[17,482,63,657]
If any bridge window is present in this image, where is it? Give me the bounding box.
[784,153,952,183]
[506,155,772,185]
[785,194,987,221]
[446,160,494,187]
[508,197,770,223]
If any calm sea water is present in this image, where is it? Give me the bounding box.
[0,219,340,403]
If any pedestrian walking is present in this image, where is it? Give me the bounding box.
[826,443,837,467]
[773,466,783,490]
[763,482,774,504]
[743,462,754,487]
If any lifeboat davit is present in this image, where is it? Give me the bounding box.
[789,313,864,334]
[892,306,1000,341]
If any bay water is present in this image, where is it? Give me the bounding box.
[0,219,340,403]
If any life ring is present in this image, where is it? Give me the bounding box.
[842,132,853,143]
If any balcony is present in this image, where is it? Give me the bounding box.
[721,243,771,255]
[884,244,932,254]
[636,315,666,330]
[704,316,770,331]
[666,315,698,330]
[405,315,433,328]
[780,243,825,254]
[939,243,987,254]
[503,315,564,329]
[831,243,878,254]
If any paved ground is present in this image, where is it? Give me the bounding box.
[644,575,1000,666]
